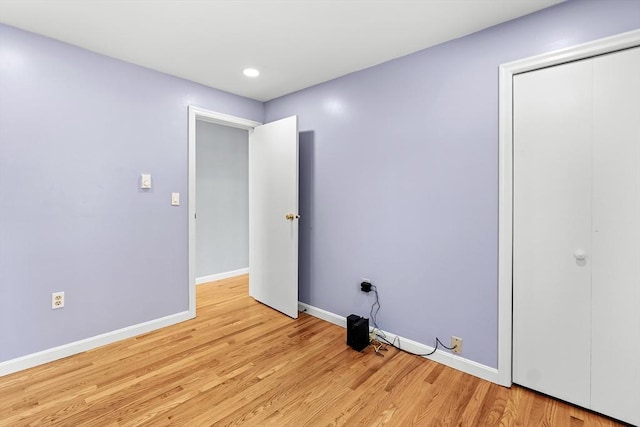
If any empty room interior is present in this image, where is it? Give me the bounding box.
[0,0,639,425]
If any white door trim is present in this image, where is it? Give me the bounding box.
[497,29,640,387]
[187,106,261,317]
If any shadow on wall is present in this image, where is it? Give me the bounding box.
[298,131,315,304]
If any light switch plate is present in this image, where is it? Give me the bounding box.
[141,174,152,189]
[171,192,180,206]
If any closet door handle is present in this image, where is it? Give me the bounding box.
[574,249,586,260]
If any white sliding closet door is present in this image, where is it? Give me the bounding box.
[590,48,640,423]
[513,58,593,408]
[513,47,640,426]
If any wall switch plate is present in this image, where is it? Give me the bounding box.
[451,336,462,354]
[141,174,152,189]
[52,292,64,309]
[171,192,180,206]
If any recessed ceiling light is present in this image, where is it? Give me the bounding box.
[243,68,260,78]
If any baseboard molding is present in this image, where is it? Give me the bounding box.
[0,311,193,377]
[196,268,249,285]
[298,302,347,328]
[298,302,500,385]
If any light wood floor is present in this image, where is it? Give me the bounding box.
[0,275,625,426]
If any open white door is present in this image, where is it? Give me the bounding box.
[249,116,299,318]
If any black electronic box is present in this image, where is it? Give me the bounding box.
[346,314,369,351]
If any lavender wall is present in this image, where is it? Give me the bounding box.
[0,24,262,362]
[1,0,638,370]
[265,0,640,368]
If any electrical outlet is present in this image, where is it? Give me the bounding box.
[361,278,372,292]
[52,292,64,309]
[451,336,462,354]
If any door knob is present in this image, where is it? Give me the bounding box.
[574,249,586,260]
[285,213,300,221]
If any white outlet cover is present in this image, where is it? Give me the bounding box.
[52,292,64,309]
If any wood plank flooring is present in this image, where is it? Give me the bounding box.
[0,275,625,426]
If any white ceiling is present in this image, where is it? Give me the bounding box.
[0,0,564,101]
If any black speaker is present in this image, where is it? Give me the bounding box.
[346,314,369,351]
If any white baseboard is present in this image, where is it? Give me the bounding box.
[196,268,249,285]
[297,302,500,385]
[0,311,193,377]
[298,302,347,328]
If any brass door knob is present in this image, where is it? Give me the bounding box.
[285,213,300,221]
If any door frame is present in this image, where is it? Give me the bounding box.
[187,106,261,316]
[497,29,640,387]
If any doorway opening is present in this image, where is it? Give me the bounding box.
[187,106,300,319]
[187,106,261,316]
[194,121,249,284]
